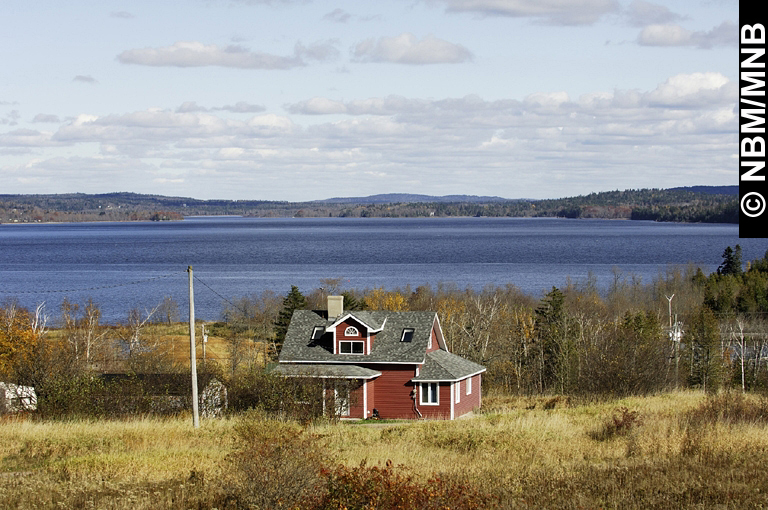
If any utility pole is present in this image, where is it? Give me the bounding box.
[202,323,208,367]
[665,294,679,390]
[188,266,200,428]
[665,294,674,329]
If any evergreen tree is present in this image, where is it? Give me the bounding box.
[273,286,307,356]
[534,287,567,393]
[688,306,722,393]
[717,245,743,276]
[748,249,768,274]
[340,291,367,311]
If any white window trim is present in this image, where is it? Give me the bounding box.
[344,326,359,336]
[466,376,472,395]
[455,380,461,403]
[420,382,439,406]
[401,328,414,342]
[339,340,365,355]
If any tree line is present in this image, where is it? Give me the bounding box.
[1,188,737,223]
[2,245,767,419]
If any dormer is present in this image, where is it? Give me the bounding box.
[325,296,386,356]
[328,314,387,355]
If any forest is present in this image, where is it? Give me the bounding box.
[0,187,737,223]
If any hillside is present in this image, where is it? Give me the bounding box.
[0,187,738,224]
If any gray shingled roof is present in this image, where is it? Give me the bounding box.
[271,364,381,379]
[412,350,487,382]
[279,310,439,364]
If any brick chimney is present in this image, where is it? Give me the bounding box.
[327,295,344,319]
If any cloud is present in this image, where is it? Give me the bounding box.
[294,40,340,61]
[73,75,98,84]
[226,0,309,4]
[0,128,58,146]
[3,73,737,200]
[352,33,473,64]
[32,114,61,123]
[215,101,266,113]
[643,72,734,107]
[117,41,321,69]
[176,101,209,113]
[638,21,737,48]
[286,97,348,115]
[624,1,684,27]
[110,11,134,19]
[324,8,351,23]
[433,0,619,26]
[175,101,267,113]
[1,110,20,126]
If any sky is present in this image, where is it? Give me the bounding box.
[0,0,739,202]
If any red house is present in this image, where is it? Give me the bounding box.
[274,296,486,420]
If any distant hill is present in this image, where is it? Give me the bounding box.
[668,186,737,196]
[318,193,511,204]
[0,186,737,224]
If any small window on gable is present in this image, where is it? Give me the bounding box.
[401,328,414,342]
[311,326,325,341]
[340,341,364,354]
[344,326,359,336]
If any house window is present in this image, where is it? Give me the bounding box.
[311,326,324,341]
[466,376,472,395]
[420,382,438,405]
[455,381,461,403]
[340,341,364,354]
[401,328,414,342]
[344,326,359,336]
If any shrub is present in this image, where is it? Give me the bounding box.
[312,460,498,510]
[226,413,329,509]
[589,406,643,441]
[685,391,768,427]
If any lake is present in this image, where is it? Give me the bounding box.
[0,217,764,323]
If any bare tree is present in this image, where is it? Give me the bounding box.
[157,296,180,325]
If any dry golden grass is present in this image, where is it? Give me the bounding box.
[1,391,767,508]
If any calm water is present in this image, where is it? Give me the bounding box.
[0,217,764,322]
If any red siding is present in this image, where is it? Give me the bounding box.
[364,364,419,419]
[454,374,482,418]
[365,378,375,419]
[335,318,368,354]
[426,326,440,353]
[348,381,365,419]
[417,382,451,419]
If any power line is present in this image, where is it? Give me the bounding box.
[192,274,253,318]
[0,271,185,295]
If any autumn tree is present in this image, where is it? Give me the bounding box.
[363,288,409,311]
[0,302,74,404]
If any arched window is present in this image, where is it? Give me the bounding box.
[344,326,359,336]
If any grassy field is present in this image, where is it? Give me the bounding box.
[1,391,767,509]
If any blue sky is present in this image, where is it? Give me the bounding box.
[1,0,738,201]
